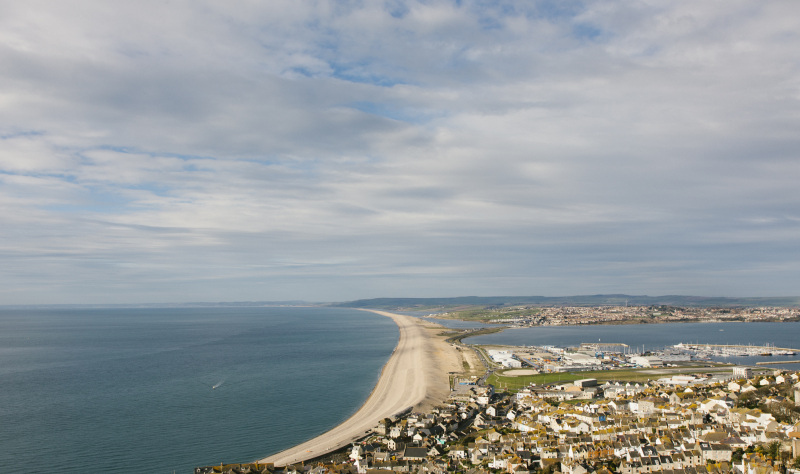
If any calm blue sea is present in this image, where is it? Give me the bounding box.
[0,306,398,474]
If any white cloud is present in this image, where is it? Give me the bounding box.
[0,0,799,303]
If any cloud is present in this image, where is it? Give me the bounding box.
[1,0,799,303]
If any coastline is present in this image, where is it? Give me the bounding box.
[256,309,462,467]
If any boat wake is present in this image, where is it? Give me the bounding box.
[212,380,225,390]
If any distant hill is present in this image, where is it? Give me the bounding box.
[330,295,800,310]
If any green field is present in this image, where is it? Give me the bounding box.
[441,305,541,321]
[487,365,731,392]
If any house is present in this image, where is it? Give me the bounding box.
[349,445,364,461]
[389,424,403,438]
[638,397,661,415]
[740,384,757,393]
[794,382,800,406]
[699,398,729,415]
[561,461,590,474]
[732,367,752,379]
[698,442,732,462]
[402,447,428,461]
[387,439,405,452]
[448,445,467,460]
[474,386,494,406]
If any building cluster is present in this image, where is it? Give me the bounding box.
[198,372,800,474]
[488,350,524,369]
[482,345,697,372]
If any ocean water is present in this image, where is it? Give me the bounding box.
[0,306,398,473]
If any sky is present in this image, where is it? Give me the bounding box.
[1,1,799,304]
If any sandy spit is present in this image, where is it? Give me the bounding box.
[256,309,462,467]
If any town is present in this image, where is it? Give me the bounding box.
[436,306,800,327]
[197,352,800,474]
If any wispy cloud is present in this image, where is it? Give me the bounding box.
[1,0,799,303]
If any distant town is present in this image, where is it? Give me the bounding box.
[436,306,800,327]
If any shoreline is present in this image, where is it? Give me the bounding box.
[256,309,462,467]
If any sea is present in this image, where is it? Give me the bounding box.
[2,309,799,474]
[0,306,398,474]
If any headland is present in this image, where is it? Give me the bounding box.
[256,309,464,467]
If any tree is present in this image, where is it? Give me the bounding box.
[541,463,557,474]
[737,391,759,409]
[760,441,782,462]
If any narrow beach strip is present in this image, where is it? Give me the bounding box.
[256,310,456,467]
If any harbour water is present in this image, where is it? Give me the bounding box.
[0,306,398,473]
[464,321,800,367]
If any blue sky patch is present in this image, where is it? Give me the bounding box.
[347,101,429,124]
[572,23,604,42]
